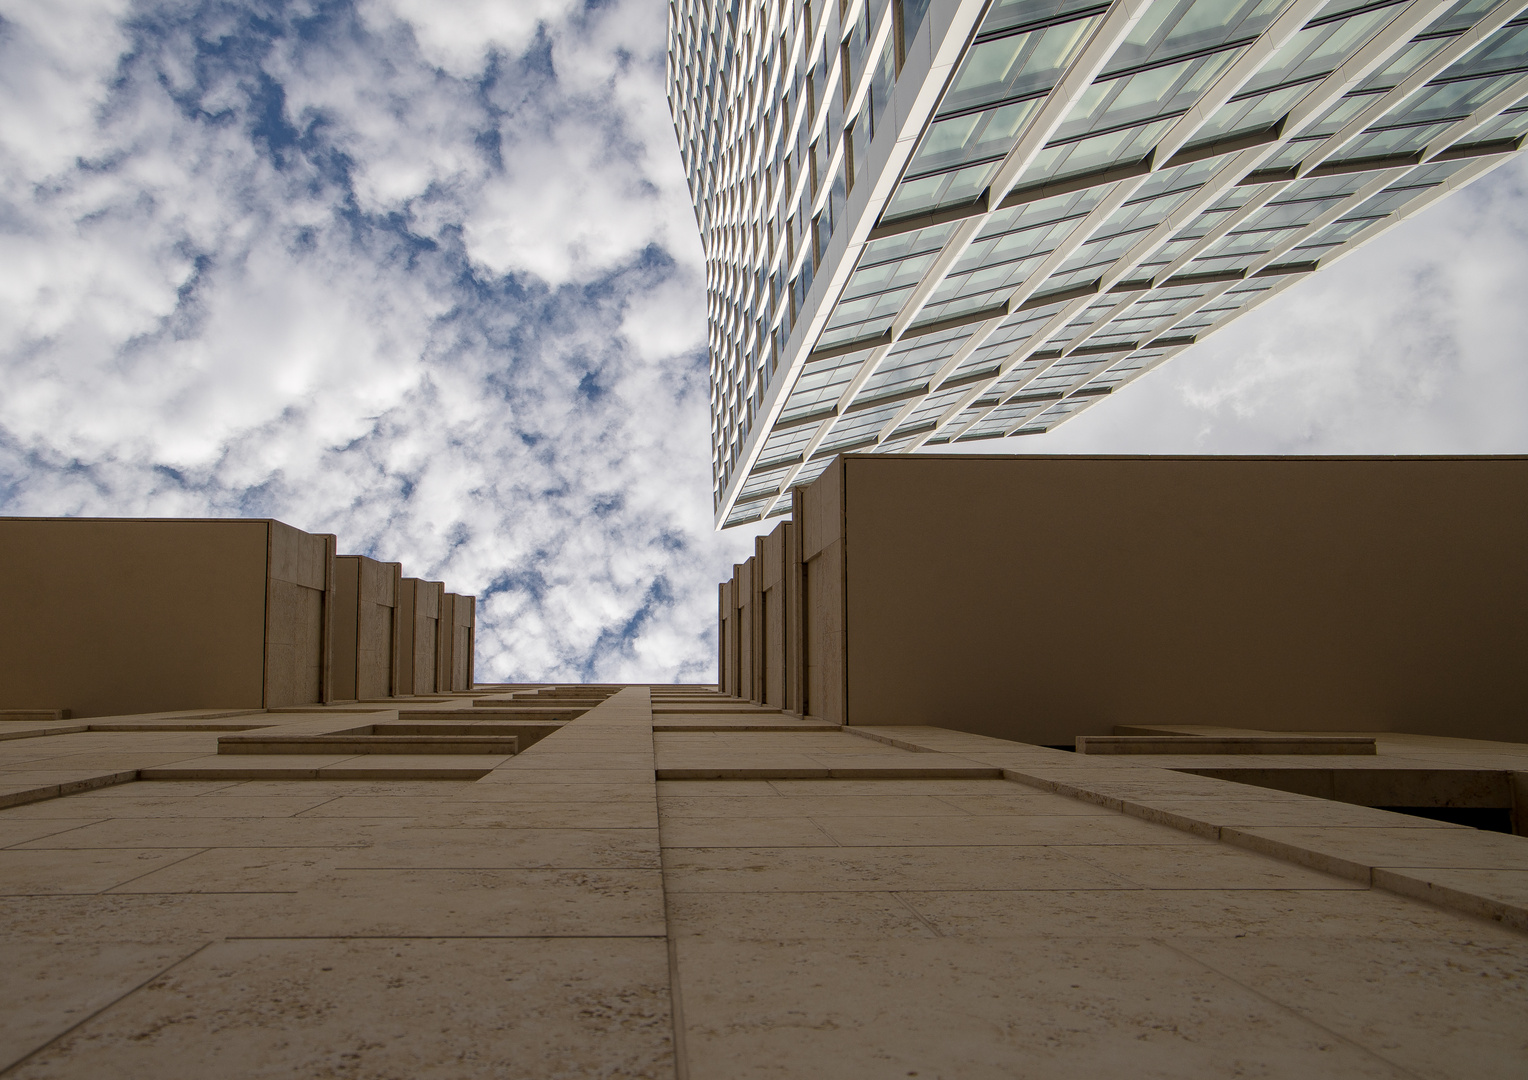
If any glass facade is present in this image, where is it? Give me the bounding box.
[667,0,1528,528]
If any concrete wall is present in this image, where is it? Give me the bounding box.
[717,520,805,710]
[330,555,403,701]
[0,518,332,717]
[398,578,444,696]
[727,455,1528,744]
[437,592,476,692]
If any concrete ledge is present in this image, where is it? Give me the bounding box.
[0,769,139,808]
[1077,735,1376,755]
[998,761,1528,932]
[0,723,89,742]
[141,755,504,780]
[0,709,70,721]
[1373,867,1528,932]
[656,765,1003,780]
[653,722,843,732]
[218,735,520,755]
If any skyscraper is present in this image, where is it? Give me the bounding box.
[667,0,1528,527]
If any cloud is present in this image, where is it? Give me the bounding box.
[0,0,769,683]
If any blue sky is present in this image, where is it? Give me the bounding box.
[2,0,1525,682]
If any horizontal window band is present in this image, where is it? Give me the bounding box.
[888,419,939,441]
[733,486,781,508]
[1029,349,1065,361]
[973,5,1110,45]
[776,406,838,430]
[1097,35,1259,84]
[1239,166,1300,185]
[1162,269,1246,287]
[869,190,990,241]
[1162,118,1287,169]
[1017,278,1102,312]
[1013,426,1050,436]
[1229,71,1328,107]
[1006,390,1065,404]
[1108,277,1155,293]
[754,452,804,471]
[806,328,892,364]
[810,435,879,461]
[903,152,1007,186]
[1422,59,1528,90]
[1067,340,1139,356]
[935,365,1003,391]
[955,429,1007,442]
[902,302,1011,339]
[975,396,1002,406]
[1068,384,1114,397]
[1254,260,1319,277]
[932,89,1051,126]
[1430,134,1526,162]
[1304,151,1423,178]
[1306,0,1409,30]
[1145,334,1198,349]
[845,382,932,414]
[999,153,1156,211]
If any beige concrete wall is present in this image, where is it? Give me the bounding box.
[330,556,362,701]
[437,592,476,692]
[736,558,756,704]
[800,460,846,725]
[758,524,788,708]
[813,455,1528,744]
[399,579,443,695]
[263,523,333,709]
[331,555,401,701]
[357,558,403,699]
[0,517,337,717]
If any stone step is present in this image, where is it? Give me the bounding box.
[1079,735,1377,755]
[218,734,519,755]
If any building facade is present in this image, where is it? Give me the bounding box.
[667,0,1528,526]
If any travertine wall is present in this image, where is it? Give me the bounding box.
[398,578,444,696]
[0,518,476,715]
[721,455,1528,743]
[330,555,403,702]
[438,592,476,692]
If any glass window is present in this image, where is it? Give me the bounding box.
[1465,102,1528,140]
[1243,3,1407,96]
[906,98,1042,177]
[1107,0,1292,72]
[977,0,1109,38]
[882,160,1002,221]
[1333,120,1453,157]
[1386,71,1525,125]
[1190,81,1314,145]
[1056,49,1241,143]
[1025,115,1177,180]
[941,16,1101,115]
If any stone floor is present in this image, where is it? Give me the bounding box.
[0,685,1525,1078]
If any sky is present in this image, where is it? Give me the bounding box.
[1,0,1525,684]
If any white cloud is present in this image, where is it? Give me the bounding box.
[0,0,770,684]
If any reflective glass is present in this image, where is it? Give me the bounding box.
[1026,116,1177,180]
[882,161,1000,220]
[942,17,1101,115]
[1106,0,1292,73]
[1242,4,1407,97]
[905,99,1042,177]
[1055,49,1241,143]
